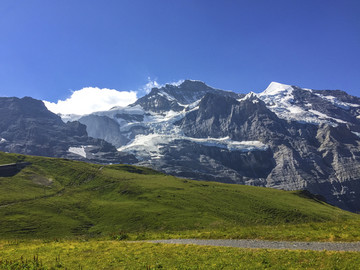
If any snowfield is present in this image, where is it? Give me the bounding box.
[118,134,268,159]
[258,82,357,126]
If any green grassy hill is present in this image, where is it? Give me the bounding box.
[0,151,359,241]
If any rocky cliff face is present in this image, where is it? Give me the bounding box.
[2,80,360,212]
[0,97,136,164]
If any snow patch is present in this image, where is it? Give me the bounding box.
[186,99,201,110]
[68,146,87,158]
[158,91,175,101]
[187,137,268,151]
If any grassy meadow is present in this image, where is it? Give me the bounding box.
[1,151,360,268]
[1,240,360,269]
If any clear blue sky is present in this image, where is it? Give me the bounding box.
[0,0,359,101]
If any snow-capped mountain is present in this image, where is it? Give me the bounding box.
[258,82,360,126]
[1,80,360,212]
[72,80,360,211]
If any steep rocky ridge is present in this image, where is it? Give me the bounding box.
[134,80,242,112]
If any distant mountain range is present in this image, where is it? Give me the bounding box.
[1,80,360,212]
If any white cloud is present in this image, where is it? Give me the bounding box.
[167,79,185,86]
[141,77,186,94]
[143,77,160,94]
[44,87,137,115]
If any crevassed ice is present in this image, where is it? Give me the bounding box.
[118,134,268,157]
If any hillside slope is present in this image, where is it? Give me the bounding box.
[0,151,359,240]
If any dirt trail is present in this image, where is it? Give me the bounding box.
[148,239,360,252]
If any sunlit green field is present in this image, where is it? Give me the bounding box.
[1,240,360,269]
[1,151,360,242]
[1,151,360,268]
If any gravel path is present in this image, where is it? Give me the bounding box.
[148,239,360,252]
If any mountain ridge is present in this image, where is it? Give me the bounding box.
[0,96,137,164]
[2,80,360,211]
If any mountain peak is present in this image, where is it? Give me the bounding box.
[261,82,293,96]
[179,79,208,87]
[243,91,258,99]
[136,79,241,109]
[151,80,209,92]
[159,79,212,93]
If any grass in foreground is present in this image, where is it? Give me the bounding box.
[1,240,360,269]
[121,219,360,242]
[0,151,360,242]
